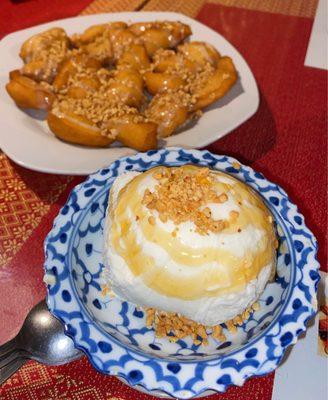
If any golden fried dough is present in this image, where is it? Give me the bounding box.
[71,22,128,46]
[8,19,238,150]
[6,72,55,110]
[167,22,192,46]
[117,123,157,151]
[116,44,150,71]
[128,22,154,36]
[115,69,143,89]
[47,111,114,147]
[146,92,189,137]
[153,51,198,74]
[108,117,158,151]
[81,37,113,64]
[178,41,220,67]
[19,27,70,83]
[20,27,69,62]
[140,29,170,57]
[129,21,191,47]
[193,56,237,110]
[20,60,49,82]
[52,56,101,91]
[106,83,144,107]
[52,59,77,91]
[144,72,184,95]
[108,28,138,60]
[66,76,101,99]
[72,24,108,45]
[9,69,21,80]
[105,69,144,107]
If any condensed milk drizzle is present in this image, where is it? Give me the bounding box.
[109,166,276,300]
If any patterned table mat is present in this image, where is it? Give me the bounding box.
[81,0,318,18]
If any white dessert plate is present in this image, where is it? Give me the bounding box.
[0,12,259,175]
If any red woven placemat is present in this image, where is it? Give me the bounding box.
[200,3,327,269]
[0,0,92,38]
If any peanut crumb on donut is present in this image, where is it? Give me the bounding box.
[53,85,144,139]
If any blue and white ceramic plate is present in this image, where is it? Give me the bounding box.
[44,148,319,399]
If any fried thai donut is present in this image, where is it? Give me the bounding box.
[107,28,138,60]
[66,75,101,99]
[192,56,237,110]
[128,22,155,36]
[48,109,157,150]
[178,41,221,67]
[144,72,184,95]
[20,27,69,62]
[152,50,198,74]
[8,20,238,151]
[146,91,189,137]
[20,60,49,82]
[9,69,22,80]
[106,69,144,108]
[107,115,158,151]
[71,22,127,46]
[129,21,191,47]
[72,24,134,65]
[6,71,55,110]
[139,29,171,57]
[81,36,113,64]
[52,55,101,91]
[19,28,70,83]
[52,59,77,91]
[47,110,114,147]
[116,44,150,71]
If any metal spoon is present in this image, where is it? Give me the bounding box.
[0,299,82,384]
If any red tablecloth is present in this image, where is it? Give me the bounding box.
[0,0,326,399]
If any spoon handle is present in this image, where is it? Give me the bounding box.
[0,349,27,369]
[0,338,21,369]
[0,337,17,358]
[0,357,27,385]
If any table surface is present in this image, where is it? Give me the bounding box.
[0,0,326,399]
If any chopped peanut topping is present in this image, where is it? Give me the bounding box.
[21,29,70,82]
[151,48,215,96]
[232,161,241,170]
[218,193,228,203]
[226,320,237,333]
[53,70,145,138]
[229,210,239,220]
[242,309,250,321]
[145,302,260,346]
[101,286,110,297]
[148,216,155,225]
[142,167,229,235]
[100,283,115,299]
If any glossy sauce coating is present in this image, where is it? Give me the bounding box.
[109,166,276,300]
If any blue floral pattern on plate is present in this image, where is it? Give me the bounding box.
[44,148,319,399]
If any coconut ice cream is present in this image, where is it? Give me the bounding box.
[103,165,276,326]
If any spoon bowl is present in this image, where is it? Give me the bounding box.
[16,300,81,365]
[0,299,82,384]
